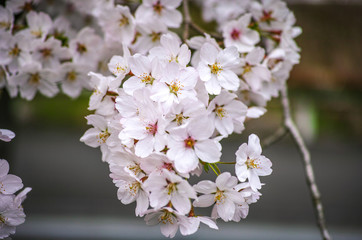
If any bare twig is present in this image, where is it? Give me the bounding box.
[261,126,287,148]
[182,0,223,41]
[281,85,331,240]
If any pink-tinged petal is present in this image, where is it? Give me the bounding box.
[38,80,59,98]
[188,117,214,140]
[215,117,233,136]
[241,29,260,46]
[0,129,15,142]
[217,199,235,221]
[123,76,143,95]
[0,160,9,177]
[172,193,191,215]
[178,44,191,66]
[160,220,178,238]
[161,9,182,28]
[235,143,248,163]
[247,107,266,118]
[174,148,199,173]
[118,188,136,204]
[225,191,244,205]
[161,0,182,8]
[193,194,215,207]
[150,191,170,209]
[197,63,212,82]
[85,114,107,130]
[129,54,151,77]
[218,69,239,91]
[215,172,232,189]
[20,83,37,101]
[160,33,180,57]
[80,128,101,148]
[217,46,239,68]
[249,170,262,191]
[248,134,262,155]
[204,76,221,95]
[198,216,218,229]
[255,156,273,176]
[246,47,265,65]
[193,180,217,194]
[136,190,149,217]
[235,163,248,182]
[194,139,221,163]
[200,43,218,64]
[178,181,197,199]
[1,175,23,194]
[179,216,199,236]
[179,67,198,88]
[135,135,154,158]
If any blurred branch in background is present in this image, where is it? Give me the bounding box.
[281,85,331,240]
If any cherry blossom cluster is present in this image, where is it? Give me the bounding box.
[0,129,31,239]
[1,0,301,238]
[79,0,300,237]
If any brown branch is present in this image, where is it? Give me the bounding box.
[182,0,223,41]
[281,85,331,240]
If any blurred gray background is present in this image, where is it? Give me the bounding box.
[1,0,362,239]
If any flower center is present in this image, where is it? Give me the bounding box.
[214,189,226,204]
[231,28,241,40]
[209,63,223,75]
[166,182,177,195]
[40,48,52,58]
[98,130,110,143]
[8,44,20,56]
[0,21,11,30]
[76,42,87,54]
[0,215,6,224]
[184,136,195,148]
[29,73,40,84]
[141,74,155,85]
[30,29,42,38]
[119,15,129,27]
[146,123,158,135]
[260,10,274,23]
[168,80,183,96]
[150,31,161,42]
[243,63,252,74]
[114,63,126,75]
[214,105,226,119]
[127,164,142,176]
[153,1,163,15]
[127,181,140,196]
[246,157,260,169]
[159,210,175,225]
[174,113,188,126]
[66,70,77,82]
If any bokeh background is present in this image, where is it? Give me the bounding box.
[0,0,362,239]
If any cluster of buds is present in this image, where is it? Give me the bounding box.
[0,129,31,239]
[80,0,301,237]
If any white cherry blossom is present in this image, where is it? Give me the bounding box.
[144,169,196,215]
[135,0,182,28]
[198,43,240,95]
[235,134,272,191]
[222,14,260,53]
[207,90,248,137]
[193,172,244,222]
[167,117,221,173]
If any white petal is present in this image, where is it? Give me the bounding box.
[193,194,215,207]
[194,139,221,163]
